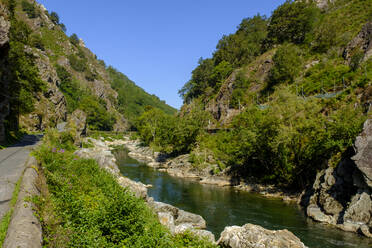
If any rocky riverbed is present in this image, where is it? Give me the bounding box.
[75,137,308,247]
[122,137,301,203]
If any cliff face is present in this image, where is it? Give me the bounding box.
[302,119,372,237]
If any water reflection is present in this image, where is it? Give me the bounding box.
[114,149,371,248]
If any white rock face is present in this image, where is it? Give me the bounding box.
[218,223,307,248]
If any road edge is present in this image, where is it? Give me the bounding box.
[2,156,42,248]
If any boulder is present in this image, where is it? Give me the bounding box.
[117,176,148,199]
[352,119,372,188]
[217,223,307,248]
[175,209,207,229]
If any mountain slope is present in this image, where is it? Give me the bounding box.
[0,0,175,143]
[136,0,372,188]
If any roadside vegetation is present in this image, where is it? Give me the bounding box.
[32,129,216,248]
[136,0,372,189]
[0,176,22,247]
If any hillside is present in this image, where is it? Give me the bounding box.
[0,0,175,144]
[136,0,372,188]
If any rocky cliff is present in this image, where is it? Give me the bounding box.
[303,119,372,237]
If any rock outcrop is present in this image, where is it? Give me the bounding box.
[352,119,372,188]
[344,22,372,63]
[204,51,274,126]
[217,223,307,248]
[20,49,67,132]
[303,120,372,237]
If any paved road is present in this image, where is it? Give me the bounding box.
[0,135,42,221]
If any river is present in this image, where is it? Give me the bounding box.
[114,149,371,248]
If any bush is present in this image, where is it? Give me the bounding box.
[136,103,209,155]
[29,33,45,50]
[21,0,39,18]
[68,54,87,72]
[50,11,60,24]
[268,44,303,87]
[69,33,79,46]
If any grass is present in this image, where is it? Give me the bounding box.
[0,175,23,247]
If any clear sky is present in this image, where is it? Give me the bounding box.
[37,0,285,109]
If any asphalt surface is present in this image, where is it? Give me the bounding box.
[0,135,41,221]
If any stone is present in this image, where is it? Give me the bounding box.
[157,212,175,232]
[0,15,10,48]
[217,223,307,248]
[175,209,207,229]
[343,192,371,224]
[352,119,372,188]
[151,201,179,216]
[306,205,334,224]
[117,176,148,199]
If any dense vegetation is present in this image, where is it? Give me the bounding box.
[137,0,372,188]
[33,130,216,248]
[107,67,176,124]
[1,0,46,139]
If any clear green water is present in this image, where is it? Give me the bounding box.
[114,149,372,248]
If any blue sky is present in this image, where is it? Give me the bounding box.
[37,0,285,109]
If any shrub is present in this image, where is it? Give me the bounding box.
[268,44,303,87]
[50,11,60,24]
[68,54,87,72]
[69,33,79,46]
[21,0,39,18]
[29,33,45,50]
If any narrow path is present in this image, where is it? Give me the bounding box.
[0,135,41,221]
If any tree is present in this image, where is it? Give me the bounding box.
[21,0,39,18]
[59,23,67,32]
[69,33,79,46]
[50,11,60,24]
[267,0,319,45]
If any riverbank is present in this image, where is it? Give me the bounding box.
[121,133,372,239]
[116,137,372,248]
[80,136,310,247]
[32,130,217,247]
[122,137,301,203]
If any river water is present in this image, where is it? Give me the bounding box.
[114,149,371,248]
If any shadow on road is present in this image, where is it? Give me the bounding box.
[9,134,43,148]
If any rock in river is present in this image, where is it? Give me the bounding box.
[218,223,307,248]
